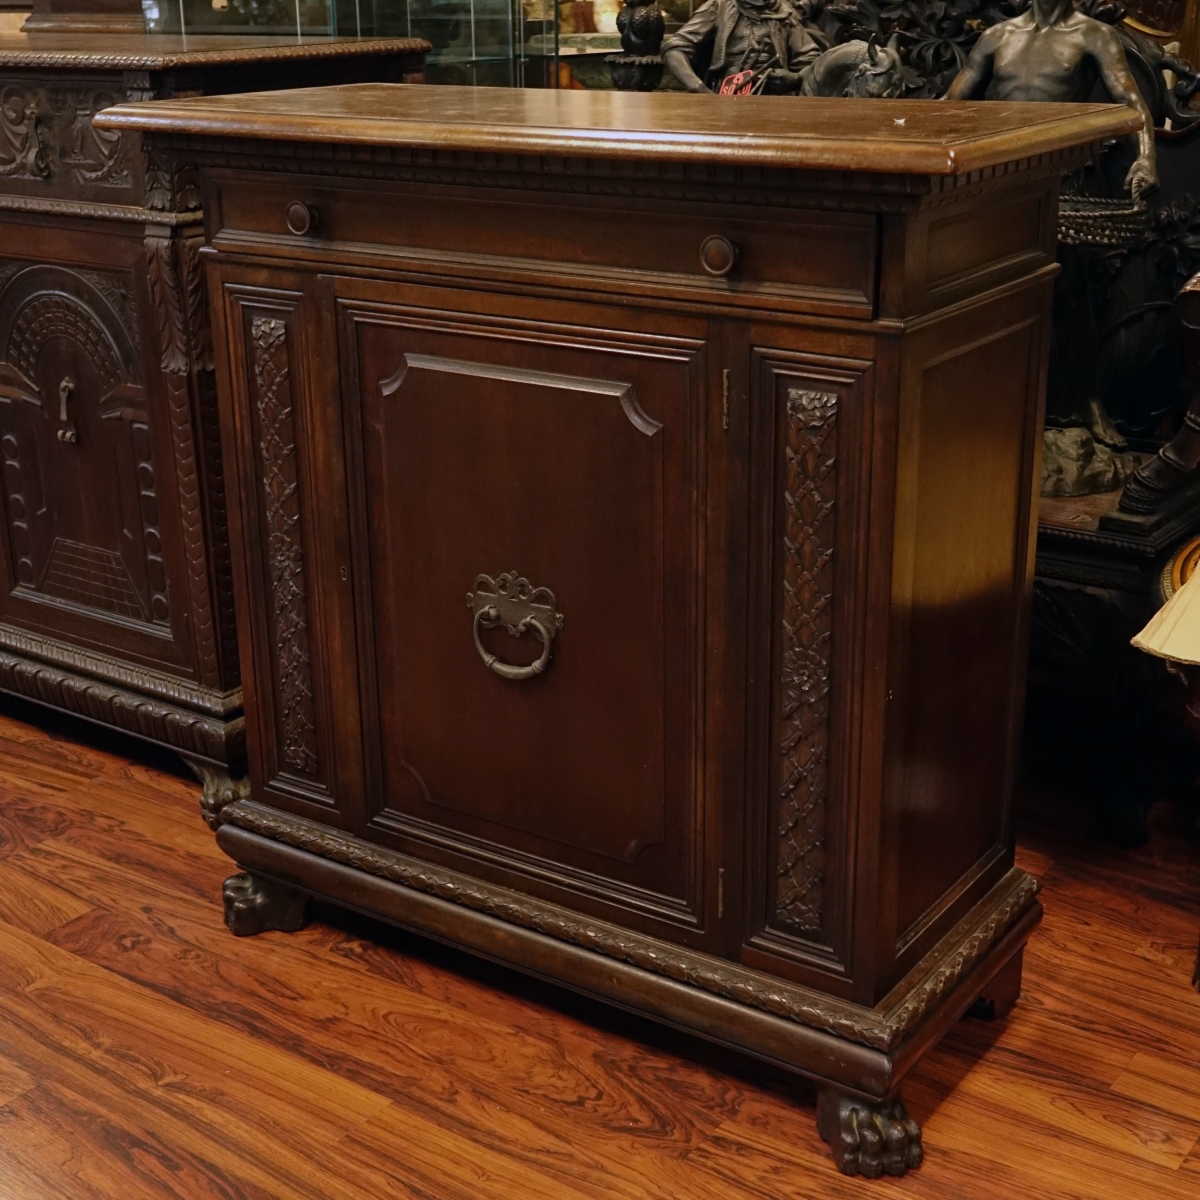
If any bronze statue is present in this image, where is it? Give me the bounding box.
[945,0,1157,197]
[661,0,824,95]
[800,35,903,98]
[1119,270,1200,514]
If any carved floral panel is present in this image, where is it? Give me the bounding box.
[250,313,320,780]
[0,81,137,200]
[773,386,837,939]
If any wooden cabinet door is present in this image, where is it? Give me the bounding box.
[336,284,721,943]
[0,243,191,675]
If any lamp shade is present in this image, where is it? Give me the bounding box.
[1134,568,1200,665]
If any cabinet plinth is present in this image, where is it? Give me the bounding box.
[97,85,1139,1173]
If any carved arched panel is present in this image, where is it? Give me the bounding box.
[0,261,168,628]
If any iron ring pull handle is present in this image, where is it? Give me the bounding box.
[472,606,553,681]
[466,571,564,683]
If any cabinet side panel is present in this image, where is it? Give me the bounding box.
[884,278,1051,981]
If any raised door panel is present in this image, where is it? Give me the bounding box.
[882,277,1051,990]
[0,252,192,671]
[340,297,712,935]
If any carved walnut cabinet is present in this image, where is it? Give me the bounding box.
[99,87,1139,1175]
[0,34,427,801]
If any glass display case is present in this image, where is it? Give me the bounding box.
[143,0,552,86]
[143,0,700,87]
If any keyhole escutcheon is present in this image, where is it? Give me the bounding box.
[56,376,78,444]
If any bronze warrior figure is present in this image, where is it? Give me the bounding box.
[662,0,824,95]
[945,0,1157,196]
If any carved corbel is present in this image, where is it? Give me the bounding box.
[183,756,251,830]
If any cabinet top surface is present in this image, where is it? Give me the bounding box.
[95,82,1140,175]
[0,33,430,70]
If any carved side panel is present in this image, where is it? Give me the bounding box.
[149,230,226,683]
[250,314,319,778]
[773,388,838,938]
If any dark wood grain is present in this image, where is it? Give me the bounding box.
[0,709,1196,1196]
[95,86,1140,174]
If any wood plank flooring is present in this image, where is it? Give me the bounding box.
[0,699,1197,1199]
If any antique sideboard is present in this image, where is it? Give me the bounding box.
[99,87,1139,1175]
[0,34,427,806]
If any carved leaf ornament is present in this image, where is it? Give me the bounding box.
[776,387,837,936]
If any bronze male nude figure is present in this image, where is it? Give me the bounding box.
[945,0,1157,197]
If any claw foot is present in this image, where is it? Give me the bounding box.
[817,1087,923,1178]
[223,872,310,937]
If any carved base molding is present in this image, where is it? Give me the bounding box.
[217,798,1038,1053]
[0,622,241,718]
[0,647,244,761]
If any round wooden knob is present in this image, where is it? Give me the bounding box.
[699,235,738,278]
[285,201,317,236]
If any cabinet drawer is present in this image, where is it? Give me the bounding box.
[210,173,878,320]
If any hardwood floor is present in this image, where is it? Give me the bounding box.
[0,700,1197,1199]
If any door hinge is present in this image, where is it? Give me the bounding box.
[718,867,726,919]
[721,369,730,431]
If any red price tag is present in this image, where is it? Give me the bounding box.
[718,70,755,96]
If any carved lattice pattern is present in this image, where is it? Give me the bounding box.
[775,387,837,936]
[251,314,318,777]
